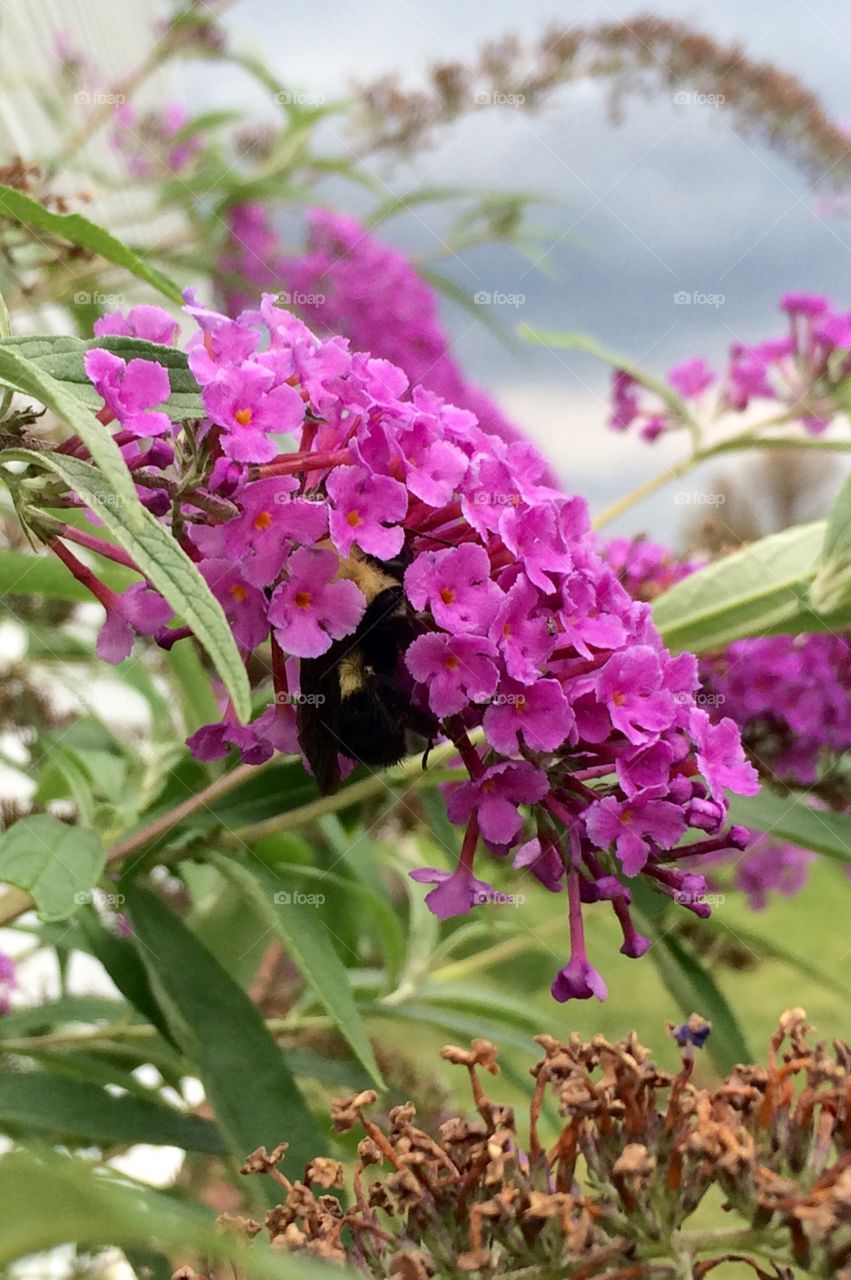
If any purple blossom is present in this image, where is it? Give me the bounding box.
[405,632,499,717]
[268,547,365,658]
[405,543,502,632]
[202,363,305,463]
[585,792,686,877]
[326,465,408,559]
[597,647,677,745]
[689,709,760,801]
[198,559,269,651]
[84,349,172,437]
[668,357,716,399]
[409,866,494,920]
[483,678,573,756]
[94,305,178,346]
[446,761,548,845]
[96,582,171,663]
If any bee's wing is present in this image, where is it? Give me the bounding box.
[297,652,342,795]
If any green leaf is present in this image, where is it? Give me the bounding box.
[728,789,851,865]
[0,815,104,921]
[635,905,751,1072]
[518,326,698,435]
[1,447,250,722]
[0,1148,335,1277]
[213,854,385,1088]
[0,334,202,421]
[811,470,851,612]
[652,521,851,653]
[0,1072,225,1151]
[125,886,325,1197]
[0,184,183,303]
[0,548,132,601]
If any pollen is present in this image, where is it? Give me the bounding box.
[254,510,272,530]
[230,583,248,602]
[294,590,312,609]
[346,509,362,527]
[439,587,455,605]
[234,407,253,425]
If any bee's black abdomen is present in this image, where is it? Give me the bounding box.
[337,678,410,767]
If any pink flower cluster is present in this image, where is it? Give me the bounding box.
[611,292,851,441]
[220,204,542,466]
[81,295,760,1003]
[607,537,851,911]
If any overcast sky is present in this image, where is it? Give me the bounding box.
[185,0,851,539]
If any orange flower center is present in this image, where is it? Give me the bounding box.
[253,510,272,530]
[346,509,362,527]
[234,407,253,426]
[439,587,455,605]
[230,583,248,603]
[445,655,459,671]
[294,590,312,610]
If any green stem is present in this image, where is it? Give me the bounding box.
[0,733,481,929]
[593,429,851,529]
[221,734,480,845]
[591,454,697,530]
[0,1013,332,1055]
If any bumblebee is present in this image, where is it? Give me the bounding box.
[296,546,437,794]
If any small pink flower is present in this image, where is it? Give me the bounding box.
[96,582,172,663]
[84,349,172,437]
[203,363,305,464]
[268,547,365,658]
[199,559,269,651]
[94,304,178,346]
[484,677,573,756]
[446,761,548,845]
[405,632,499,717]
[326,464,408,559]
[405,543,502,632]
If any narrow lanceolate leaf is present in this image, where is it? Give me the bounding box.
[0,184,183,303]
[0,815,104,921]
[811,470,851,613]
[0,1150,334,1278]
[126,886,326,1199]
[1,448,250,721]
[652,521,851,654]
[213,854,385,1088]
[728,789,851,865]
[518,325,698,432]
[0,334,202,421]
[0,1072,225,1152]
